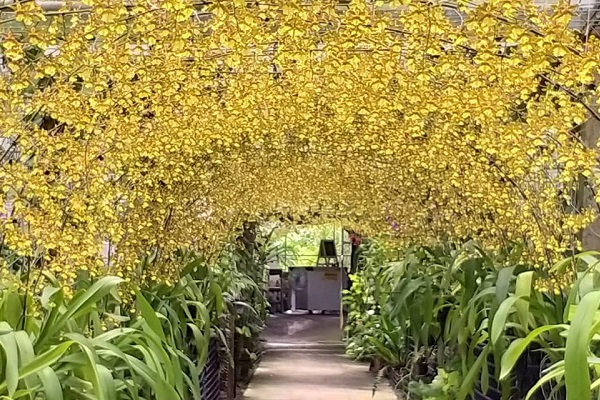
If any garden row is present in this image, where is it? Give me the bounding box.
[344,240,600,400]
[0,228,272,400]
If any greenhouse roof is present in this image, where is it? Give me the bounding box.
[0,1,599,38]
[0,0,599,32]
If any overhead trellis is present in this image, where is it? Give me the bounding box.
[0,0,599,290]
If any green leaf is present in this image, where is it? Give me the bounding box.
[97,365,116,400]
[494,267,515,305]
[242,326,251,337]
[135,290,167,343]
[14,332,34,367]
[491,295,524,345]
[3,388,34,399]
[500,324,567,380]
[187,323,209,368]
[181,258,203,278]
[515,271,533,329]
[19,341,73,378]
[211,282,224,315]
[36,289,64,349]
[182,370,202,400]
[369,337,397,365]
[37,367,63,400]
[64,333,108,400]
[551,251,600,274]
[39,287,61,310]
[565,291,600,400]
[127,354,179,400]
[36,277,122,350]
[124,354,160,385]
[14,331,36,391]
[0,341,74,395]
[481,354,489,395]
[422,283,434,344]
[458,345,489,400]
[94,327,138,343]
[525,368,564,400]
[3,292,22,329]
[0,332,19,396]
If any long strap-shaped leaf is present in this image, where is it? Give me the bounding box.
[37,367,62,400]
[135,289,167,343]
[499,324,568,380]
[0,330,19,396]
[457,344,489,400]
[490,295,525,346]
[36,277,123,350]
[525,368,565,400]
[0,341,74,395]
[515,271,533,329]
[565,291,600,400]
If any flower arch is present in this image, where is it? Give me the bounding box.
[1,0,599,288]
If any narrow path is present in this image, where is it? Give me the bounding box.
[243,314,397,400]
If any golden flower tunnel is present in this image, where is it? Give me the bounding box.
[0,0,599,289]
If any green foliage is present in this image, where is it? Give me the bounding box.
[408,368,461,400]
[270,223,343,267]
[0,276,187,400]
[0,234,270,400]
[345,241,600,400]
[343,240,391,361]
[496,252,600,400]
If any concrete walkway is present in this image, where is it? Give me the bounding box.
[243,314,397,400]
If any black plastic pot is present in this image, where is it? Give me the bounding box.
[200,339,221,400]
[473,388,501,400]
[473,344,502,400]
[474,343,566,400]
[389,367,400,389]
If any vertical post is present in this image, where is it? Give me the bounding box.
[339,225,344,333]
[291,288,296,312]
[339,266,344,335]
[221,313,235,400]
[578,30,600,251]
[580,90,600,251]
